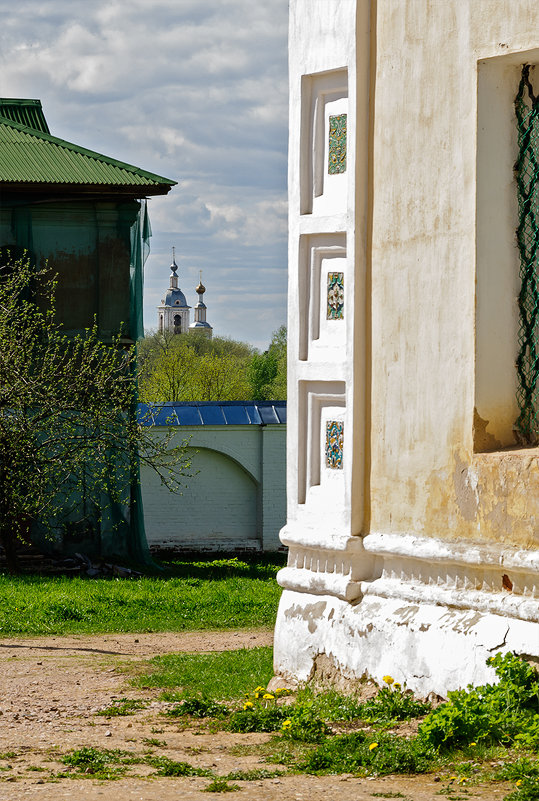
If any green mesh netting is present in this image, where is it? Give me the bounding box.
[126,199,152,565]
[9,198,154,566]
[515,66,539,444]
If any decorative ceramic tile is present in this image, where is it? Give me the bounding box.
[328,113,347,174]
[327,271,344,319]
[325,421,344,469]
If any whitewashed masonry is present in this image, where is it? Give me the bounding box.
[274,0,539,697]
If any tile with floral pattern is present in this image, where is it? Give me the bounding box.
[328,113,347,174]
[326,420,344,469]
[327,271,344,319]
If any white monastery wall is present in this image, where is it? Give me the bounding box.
[274,0,539,697]
[141,425,286,553]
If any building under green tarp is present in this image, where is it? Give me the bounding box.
[0,98,176,563]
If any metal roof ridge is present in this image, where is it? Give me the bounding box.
[0,116,176,186]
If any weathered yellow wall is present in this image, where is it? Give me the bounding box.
[370,1,539,548]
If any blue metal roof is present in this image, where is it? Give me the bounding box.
[138,401,286,426]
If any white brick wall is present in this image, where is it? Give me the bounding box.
[140,424,286,553]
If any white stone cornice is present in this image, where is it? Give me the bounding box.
[362,532,539,573]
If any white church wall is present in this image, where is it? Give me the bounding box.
[274,0,539,696]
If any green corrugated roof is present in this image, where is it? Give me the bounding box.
[0,106,176,193]
[0,99,50,134]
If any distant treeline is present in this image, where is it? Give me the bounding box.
[138,325,286,402]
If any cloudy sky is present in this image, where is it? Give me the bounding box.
[0,0,289,349]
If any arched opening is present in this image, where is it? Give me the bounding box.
[141,447,260,552]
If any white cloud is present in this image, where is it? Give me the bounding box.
[0,0,289,348]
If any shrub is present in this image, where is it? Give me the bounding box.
[419,652,539,750]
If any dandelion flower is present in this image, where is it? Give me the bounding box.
[254,686,265,693]
[369,742,378,751]
[243,701,254,710]
[516,780,523,786]
[282,720,292,729]
[263,693,275,700]
[254,692,260,699]
[393,682,401,690]
[382,675,394,685]
[470,742,476,746]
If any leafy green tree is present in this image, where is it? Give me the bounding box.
[139,326,287,403]
[139,332,252,402]
[246,325,287,400]
[0,255,190,571]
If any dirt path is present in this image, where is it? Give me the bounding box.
[0,631,513,800]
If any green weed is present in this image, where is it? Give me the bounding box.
[419,652,539,750]
[226,768,285,780]
[504,776,539,800]
[496,758,539,782]
[281,701,331,743]
[294,731,437,775]
[142,737,167,748]
[292,687,364,722]
[146,755,212,777]
[97,697,147,717]
[203,778,240,792]
[359,676,431,723]
[166,697,229,718]
[60,747,134,780]
[228,705,287,733]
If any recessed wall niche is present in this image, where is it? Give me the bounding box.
[298,233,347,361]
[300,69,348,216]
[297,380,346,505]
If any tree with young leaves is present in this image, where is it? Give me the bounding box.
[138,332,253,402]
[0,254,191,571]
[139,327,287,403]
[247,325,287,400]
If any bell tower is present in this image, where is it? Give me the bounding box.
[156,247,191,334]
[189,272,213,338]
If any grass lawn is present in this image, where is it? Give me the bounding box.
[0,555,285,636]
[134,646,275,700]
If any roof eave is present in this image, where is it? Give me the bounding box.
[0,182,174,197]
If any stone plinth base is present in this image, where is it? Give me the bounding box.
[273,588,539,697]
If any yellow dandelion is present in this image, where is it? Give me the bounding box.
[254,692,260,699]
[282,720,292,729]
[393,682,402,690]
[470,742,476,746]
[263,693,275,700]
[382,675,394,685]
[516,780,523,786]
[254,686,265,693]
[369,742,378,751]
[449,776,457,781]
[243,701,254,710]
